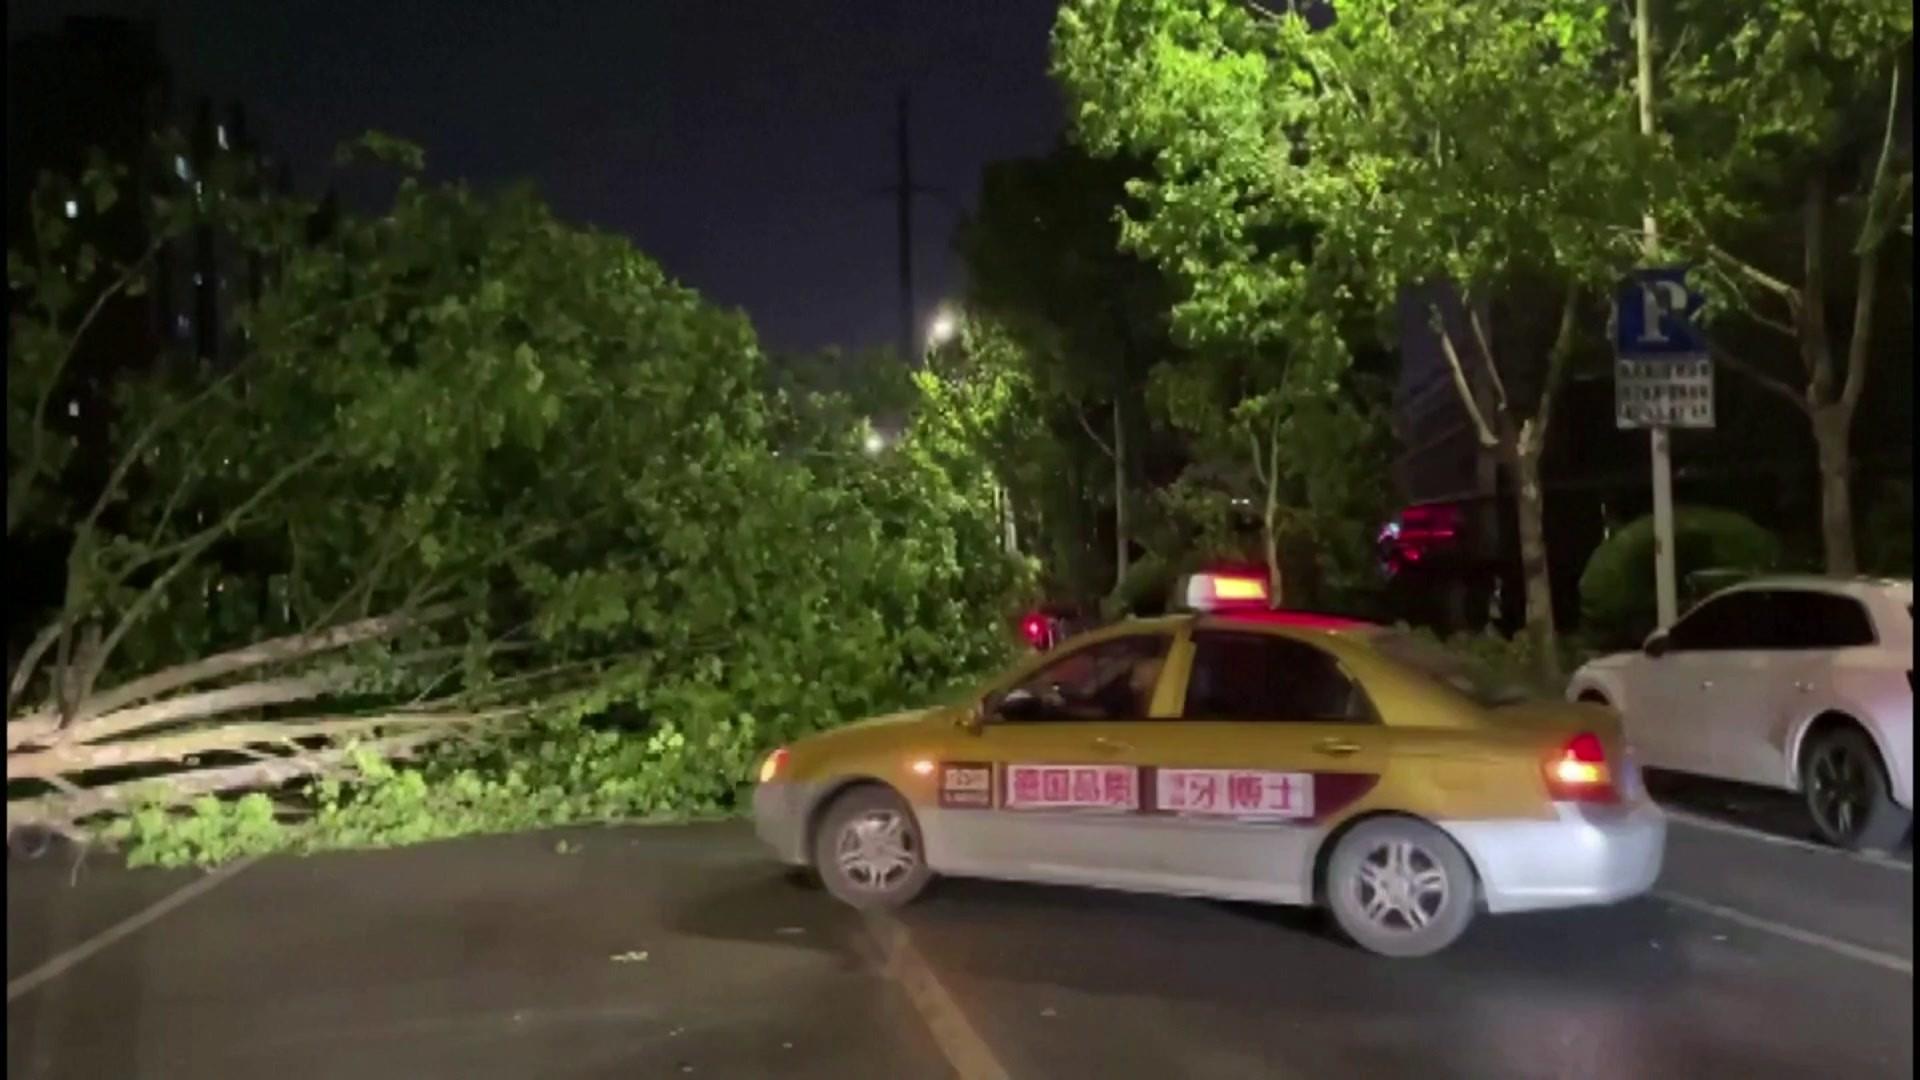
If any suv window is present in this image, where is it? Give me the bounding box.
[1770,590,1876,649]
[994,634,1171,722]
[1669,591,1774,652]
[1183,632,1370,722]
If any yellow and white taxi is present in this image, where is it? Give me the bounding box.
[754,573,1665,957]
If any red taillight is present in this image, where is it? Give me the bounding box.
[1020,614,1048,648]
[758,748,789,785]
[1544,731,1618,803]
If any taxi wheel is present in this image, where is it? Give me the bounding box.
[813,786,932,910]
[1324,817,1476,959]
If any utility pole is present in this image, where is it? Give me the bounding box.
[1636,0,1678,628]
[895,89,916,364]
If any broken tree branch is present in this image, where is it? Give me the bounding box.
[7,709,511,781]
[6,730,446,833]
[7,605,456,744]
[7,621,64,714]
[48,671,362,749]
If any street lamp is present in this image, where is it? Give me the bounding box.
[863,429,887,455]
[926,305,959,350]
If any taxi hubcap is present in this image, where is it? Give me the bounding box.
[835,810,917,891]
[1352,840,1449,932]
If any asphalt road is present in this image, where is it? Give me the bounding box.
[7,791,1911,1080]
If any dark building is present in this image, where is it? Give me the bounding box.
[9,16,289,376]
[7,16,292,656]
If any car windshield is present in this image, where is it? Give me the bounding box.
[1360,629,1534,708]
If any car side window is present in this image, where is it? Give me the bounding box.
[1668,592,1773,652]
[1770,591,1876,650]
[1182,631,1370,722]
[994,634,1172,722]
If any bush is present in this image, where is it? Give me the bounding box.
[1578,507,1782,650]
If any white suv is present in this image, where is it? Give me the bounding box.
[1568,576,1912,851]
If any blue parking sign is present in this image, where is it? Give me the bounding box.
[1614,268,1706,358]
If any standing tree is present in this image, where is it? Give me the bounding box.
[1655,0,1913,574]
[1055,0,1649,678]
[1151,339,1386,607]
[957,145,1176,594]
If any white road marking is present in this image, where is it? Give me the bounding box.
[1662,807,1913,873]
[7,856,259,1003]
[1654,890,1912,977]
[864,913,1011,1080]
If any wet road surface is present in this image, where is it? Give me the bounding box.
[7,795,1911,1079]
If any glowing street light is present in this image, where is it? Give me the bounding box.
[926,306,959,350]
[863,430,887,455]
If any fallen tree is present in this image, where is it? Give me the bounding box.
[7,135,1031,866]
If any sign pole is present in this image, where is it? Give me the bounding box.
[1636,0,1679,628]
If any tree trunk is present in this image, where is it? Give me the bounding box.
[1512,447,1560,685]
[1262,517,1285,609]
[1112,397,1129,589]
[1812,404,1858,576]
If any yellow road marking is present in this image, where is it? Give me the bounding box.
[8,856,259,1003]
[865,912,1012,1080]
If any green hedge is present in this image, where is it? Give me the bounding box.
[1578,507,1782,650]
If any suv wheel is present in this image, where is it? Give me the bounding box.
[1801,726,1910,852]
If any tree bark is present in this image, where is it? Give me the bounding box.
[7,606,454,741]
[1511,445,1560,685]
[6,730,447,833]
[1260,424,1285,607]
[6,710,501,781]
[1812,404,1858,576]
[1112,396,1129,589]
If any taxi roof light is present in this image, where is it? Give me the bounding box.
[1544,731,1618,803]
[1180,571,1271,612]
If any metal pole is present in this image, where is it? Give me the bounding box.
[896,89,916,364]
[1636,0,1679,627]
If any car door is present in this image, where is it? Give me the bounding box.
[920,630,1179,883]
[1084,627,1392,906]
[1714,589,1876,788]
[1633,590,1774,778]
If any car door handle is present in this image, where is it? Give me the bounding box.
[1699,680,1714,690]
[1091,736,1133,754]
[1793,680,1814,693]
[1314,738,1361,757]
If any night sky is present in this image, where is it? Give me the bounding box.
[9,1,1066,356]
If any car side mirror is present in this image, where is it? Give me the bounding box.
[989,688,1043,722]
[1644,631,1671,659]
